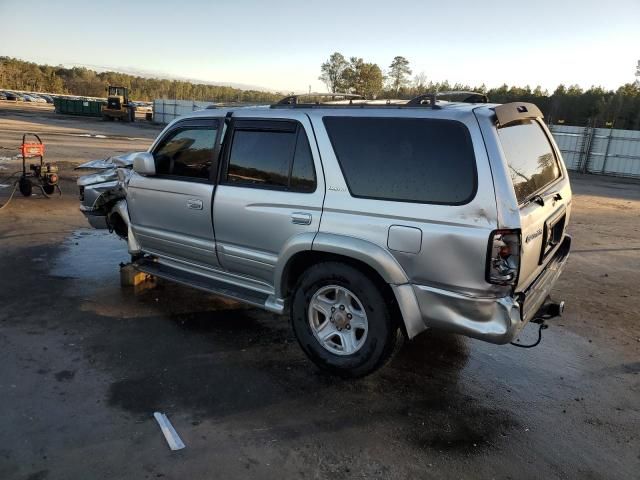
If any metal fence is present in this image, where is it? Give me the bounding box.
[152,99,215,125]
[550,125,640,178]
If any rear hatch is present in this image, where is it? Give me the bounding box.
[495,111,571,292]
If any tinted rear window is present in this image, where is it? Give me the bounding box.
[290,130,316,192]
[227,129,294,187]
[323,117,476,204]
[497,120,561,204]
[225,121,317,192]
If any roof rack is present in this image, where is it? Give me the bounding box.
[406,91,489,108]
[274,92,363,106]
[269,90,489,109]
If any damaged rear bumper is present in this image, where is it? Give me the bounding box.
[411,235,571,344]
[519,235,572,323]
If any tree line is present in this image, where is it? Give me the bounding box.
[0,56,282,104]
[320,52,640,130]
[2,55,639,129]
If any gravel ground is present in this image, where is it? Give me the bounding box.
[0,104,638,480]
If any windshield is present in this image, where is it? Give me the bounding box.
[498,120,561,204]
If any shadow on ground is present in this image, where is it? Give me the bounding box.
[22,230,518,454]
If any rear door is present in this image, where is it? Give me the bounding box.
[495,118,572,290]
[127,118,222,268]
[212,115,323,286]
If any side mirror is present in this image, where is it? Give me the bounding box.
[131,152,156,176]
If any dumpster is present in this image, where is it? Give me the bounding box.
[54,97,106,117]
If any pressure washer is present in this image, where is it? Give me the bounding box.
[0,133,61,212]
[18,133,60,197]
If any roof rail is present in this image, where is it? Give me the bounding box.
[273,92,363,106]
[269,91,489,109]
[406,91,489,108]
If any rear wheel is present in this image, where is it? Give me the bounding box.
[290,262,400,377]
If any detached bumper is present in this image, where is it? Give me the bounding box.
[410,235,571,344]
[79,206,108,229]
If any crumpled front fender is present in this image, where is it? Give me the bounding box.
[111,199,141,253]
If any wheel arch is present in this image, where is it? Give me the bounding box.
[276,233,409,296]
[276,233,426,338]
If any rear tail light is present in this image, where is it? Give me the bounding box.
[486,229,521,286]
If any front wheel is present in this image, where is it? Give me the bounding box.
[290,262,400,378]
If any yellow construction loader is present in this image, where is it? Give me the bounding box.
[102,86,135,122]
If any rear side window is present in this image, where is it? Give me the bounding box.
[290,131,316,192]
[497,120,561,204]
[228,130,293,187]
[323,117,477,204]
[225,120,316,192]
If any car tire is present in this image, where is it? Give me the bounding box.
[290,261,401,378]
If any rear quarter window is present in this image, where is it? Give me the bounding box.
[497,120,561,204]
[323,117,477,204]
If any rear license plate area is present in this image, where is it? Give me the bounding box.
[539,210,566,264]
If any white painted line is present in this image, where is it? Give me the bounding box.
[153,412,186,451]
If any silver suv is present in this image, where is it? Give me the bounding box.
[78,92,572,377]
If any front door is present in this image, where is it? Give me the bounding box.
[127,118,222,268]
[213,115,324,286]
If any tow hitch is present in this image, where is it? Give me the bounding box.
[511,300,565,348]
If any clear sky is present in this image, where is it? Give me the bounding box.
[0,0,638,92]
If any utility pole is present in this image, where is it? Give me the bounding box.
[635,59,640,86]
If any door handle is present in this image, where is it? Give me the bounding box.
[531,191,562,207]
[291,212,312,225]
[186,199,203,210]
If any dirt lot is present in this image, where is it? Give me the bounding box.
[0,102,159,167]
[0,102,638,480]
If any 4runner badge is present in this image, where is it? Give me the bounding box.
[525,229,543,243]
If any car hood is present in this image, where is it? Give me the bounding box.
[75,152,138,170]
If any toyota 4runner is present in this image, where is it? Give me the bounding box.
[77,92,572,377]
